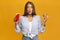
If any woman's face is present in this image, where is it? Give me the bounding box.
[27,3,33,15]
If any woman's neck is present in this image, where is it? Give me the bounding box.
[27,14,32,17]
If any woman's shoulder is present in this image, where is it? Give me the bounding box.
[19,16,27,19]
[20,15,41,19]
[34,15,41,21]
[34,15,41,18]
[19,16,24,20]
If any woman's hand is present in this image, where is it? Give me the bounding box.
[43,13,48,26]
[14,13,20,26]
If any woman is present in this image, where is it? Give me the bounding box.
[14,1,48,40]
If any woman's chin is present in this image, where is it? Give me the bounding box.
[28,13,32,15]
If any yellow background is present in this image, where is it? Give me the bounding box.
[0,0,60,40]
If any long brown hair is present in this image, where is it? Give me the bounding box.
[23,1,36,17]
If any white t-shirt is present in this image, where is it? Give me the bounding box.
[28,21,36,39]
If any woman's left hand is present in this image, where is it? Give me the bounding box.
[43,13,48,26]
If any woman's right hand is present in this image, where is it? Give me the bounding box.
[14,13,20,25]
[14,18,19,27]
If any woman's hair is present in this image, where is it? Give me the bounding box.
[23,1,36,17]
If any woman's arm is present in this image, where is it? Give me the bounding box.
[14,16,22,34]
[38,16,46,34]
